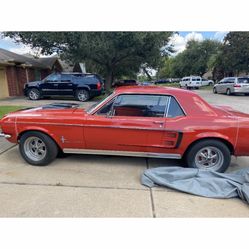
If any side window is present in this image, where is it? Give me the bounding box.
[96,99,115,116]
[219,78,226,84]
[61,74,72,82]
[46,74,61,82]
[77,76,96,84]
[227,78,235,83]
[111,94,169,117]
[238,78,249,83]
[167,97,185,118]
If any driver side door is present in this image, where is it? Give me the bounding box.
[84,94,170,153]
[40,73,61,95]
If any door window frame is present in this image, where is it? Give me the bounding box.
[92,93,186,118]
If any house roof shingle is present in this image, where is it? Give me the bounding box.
[0,48,60,69]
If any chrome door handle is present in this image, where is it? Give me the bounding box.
[153,121,164,124]
[153,121,164,127]
[53,84,58,86]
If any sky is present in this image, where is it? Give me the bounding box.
[0,31,228,56]
[170,31,228,54]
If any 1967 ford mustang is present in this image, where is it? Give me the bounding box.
[1,86,249,172]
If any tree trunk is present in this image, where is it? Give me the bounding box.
[105,68,113,94]
[142,67,152,80]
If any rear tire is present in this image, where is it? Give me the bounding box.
[185,139,231,173]
[226,88,231,95]
[19,131,58,166]
[75,89,90,102]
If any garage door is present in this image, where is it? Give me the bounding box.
[0,67,9,98]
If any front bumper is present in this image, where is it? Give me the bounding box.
[0,132,11,138]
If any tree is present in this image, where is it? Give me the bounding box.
[157,39,222,79]
[157,57,174,78]
[213,32,249,77]
[4,32,173,92]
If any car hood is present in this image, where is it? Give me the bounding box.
[1,103,85,120]
[26,81,41,87]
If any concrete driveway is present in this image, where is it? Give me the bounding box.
[0,90,249,217]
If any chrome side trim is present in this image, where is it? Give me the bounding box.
[63,148,182,159]
[0,133,11,138]
[16,121,83,127]
[15,121,166,131]
[85,124,165,131]
[42,89,73,91]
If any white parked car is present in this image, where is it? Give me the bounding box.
[213,77,249,95]
[180,76,214,89]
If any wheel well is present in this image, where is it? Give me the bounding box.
[17,130,61,150]
[27,87,39,91]
[183,137,234,158]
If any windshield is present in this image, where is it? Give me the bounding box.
[86,93,115,113]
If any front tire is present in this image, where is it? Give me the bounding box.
[185,139,231,172]
[19,131,58,166]
[213,87,217,94]
[76,89,90,102]
[28,88,41,100]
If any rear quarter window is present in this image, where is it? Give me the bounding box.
[238,78,249,83]
[167,97,185,118]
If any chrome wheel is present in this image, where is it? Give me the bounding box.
[23,136,47,161]
[29,89,39,100]
[77,90,89,102]
[194,146,224,171]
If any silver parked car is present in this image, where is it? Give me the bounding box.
[213,77,249,95]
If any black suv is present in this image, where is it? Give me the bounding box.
[24,72,104,101]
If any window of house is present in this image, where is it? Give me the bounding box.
[34,69,41,81]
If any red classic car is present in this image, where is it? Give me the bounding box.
[1,86,249,172]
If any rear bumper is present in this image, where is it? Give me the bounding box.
[0,132,11,138]
[90,89,103,97]
[234,88,249,93]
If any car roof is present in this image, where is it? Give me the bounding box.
[113,86,217,116]
[114,85,197,97]
[61,72,95,75]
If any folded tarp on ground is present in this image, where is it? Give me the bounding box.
[141,167,249,204]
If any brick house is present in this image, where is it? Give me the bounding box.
[0,48,63,98]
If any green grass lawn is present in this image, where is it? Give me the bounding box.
[0,106,25,119]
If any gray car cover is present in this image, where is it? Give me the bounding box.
[141,167,249,204]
